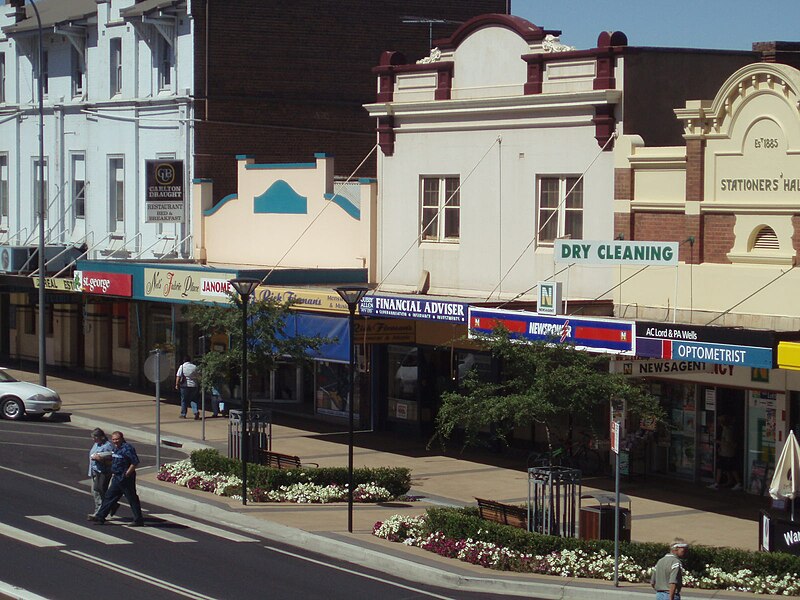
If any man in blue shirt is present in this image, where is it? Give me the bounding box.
[90,431,145,526]
[86,428,115,519]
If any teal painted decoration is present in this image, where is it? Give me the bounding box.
[324,193,360,220]
[254,180,308,214]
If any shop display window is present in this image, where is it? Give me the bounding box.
[315,360,356,419]
[746,391,777,495]
[387,345,418,423]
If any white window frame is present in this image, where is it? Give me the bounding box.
[536,175,584,246]
[0,53,5,103]
[420,175,460,243]
[157,37,174,91]
[71,153,86,222]
[0,154,8,220]
[108,156,124,230]
[110,38,122,96]
[32,157,48,225]
[71,47,85,98]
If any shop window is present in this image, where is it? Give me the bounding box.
[454,351,491,388]
[537,176,583,245]
[420,176,460,242]
[387,346,419,423]
[71,154,86,220]
[314,360,352,418]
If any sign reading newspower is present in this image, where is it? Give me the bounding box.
[554,240,679,266]
[358,294,467,324]
[145,160,184,223]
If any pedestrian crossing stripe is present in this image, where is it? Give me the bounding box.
[149,514,259,542]
[0,522,64,548]
[28,516,132,545]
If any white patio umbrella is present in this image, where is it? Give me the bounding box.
[769,430,800,521]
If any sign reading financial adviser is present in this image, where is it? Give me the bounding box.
[555,240,679,266]
[145,160,184,223]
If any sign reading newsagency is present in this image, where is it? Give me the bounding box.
[145,160,184,223]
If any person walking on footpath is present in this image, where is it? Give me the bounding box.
[91,431,145,527]
[650,541,688,600]
[175,355,200,420]
[86,428,118,520]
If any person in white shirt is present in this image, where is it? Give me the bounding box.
[175,356,200,420]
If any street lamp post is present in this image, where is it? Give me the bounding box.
[30,0,46,387]
[229,278,260,506]
[334,285,369,533]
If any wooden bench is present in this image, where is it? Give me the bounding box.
[475,497,528,530]
[258,449,319,470]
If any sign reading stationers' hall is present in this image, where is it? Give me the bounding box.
[145,160,184,223]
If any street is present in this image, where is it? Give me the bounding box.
[0,418,522,600]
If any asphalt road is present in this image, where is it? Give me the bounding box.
[0,418,525,600]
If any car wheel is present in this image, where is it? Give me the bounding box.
[1,398,24,420]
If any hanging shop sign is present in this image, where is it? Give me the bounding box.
[635,321,774,369]
[468,307,635,355]
[359,294,467,324]
[554,240,679,266]
[143,268,236,303]
[145,159,185,223]
[537,281,562,316]
[75,271,133,297]
[255,286,351,314]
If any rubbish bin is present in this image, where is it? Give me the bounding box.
[228,409,272,463]
[579,492,631,542]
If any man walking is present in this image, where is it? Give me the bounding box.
[650,541,687,600]
[91,431,145,527]
[176,356,200,419]
[86,428,116,520]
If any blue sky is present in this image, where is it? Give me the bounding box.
[511,1,800,51]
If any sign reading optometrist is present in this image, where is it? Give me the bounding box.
[145,160,184,223]
[555,240,679,266]
[469,307,635,355]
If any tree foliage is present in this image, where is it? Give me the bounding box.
[433,328,664,451]
[184,294,332,392]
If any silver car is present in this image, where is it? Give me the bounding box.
[0,369,61,420]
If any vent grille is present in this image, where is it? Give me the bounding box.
[753,227,779,250]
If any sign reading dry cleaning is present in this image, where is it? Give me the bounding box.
[555,240,679,266]
[145,159,184,223]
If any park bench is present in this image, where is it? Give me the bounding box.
[475,497,528,530]
[258,449,319,470]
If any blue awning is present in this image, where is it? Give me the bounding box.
[286,313,350,363]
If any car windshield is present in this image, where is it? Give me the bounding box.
[0,371,19,383]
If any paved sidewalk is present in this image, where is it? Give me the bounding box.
[12,368,777,598]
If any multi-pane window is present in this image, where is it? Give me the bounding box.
[110,38,122,96]
[0,53,5,103]
[108,157,124,229]
[33,158,48,221]
[71,47,85,97]
[71,154,86,220]
[158,38,173,90]
[536,176,583,245]
[420,176,460,242]
[0,155,8,219]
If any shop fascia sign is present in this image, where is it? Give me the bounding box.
[75,270,132,297]
[255,285,351,314]
[468,306,635,355]
[610,359,711,376]
[144,268,236,303]
[359,294,467,324]
[554,240,679,266]
[33,276,81,292]
[635,321,774,369]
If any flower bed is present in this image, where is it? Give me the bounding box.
[373,513,800,595]
[158,458,393,503]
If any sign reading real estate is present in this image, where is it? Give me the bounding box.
[468,307,635,355]
[145,159,184,223]
[554,240,679,266]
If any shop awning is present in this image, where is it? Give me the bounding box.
[286,313,350,363]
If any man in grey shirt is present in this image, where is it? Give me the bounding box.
[650,541,687,600]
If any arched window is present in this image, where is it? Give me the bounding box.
[751,226,779,251]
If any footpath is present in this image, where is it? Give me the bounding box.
[15,368,777,599]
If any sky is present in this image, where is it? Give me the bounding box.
[511,1,800,51]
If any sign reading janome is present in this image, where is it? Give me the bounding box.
[145,160,184,223]
[469,307,635,355]
[554,240,679,266]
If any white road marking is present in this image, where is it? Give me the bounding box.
[264,545,459,600]
[62,550,219,600]
[0,522,64,548]
[130,525,197,543]
[28,515,131,545]
[0,579,51,600]
[149,514,258,542]
[0,464,88,495]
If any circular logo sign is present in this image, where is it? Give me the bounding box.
[154,163,176,186]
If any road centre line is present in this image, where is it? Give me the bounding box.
[0,522,64,548]
[149,514,258,542]
[28,515,131,545]
[264,545,458,600]
[0,464,90,495]
[62,550,218,600]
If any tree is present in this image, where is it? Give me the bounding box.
[433,328,664,452]
[184,294,332,396]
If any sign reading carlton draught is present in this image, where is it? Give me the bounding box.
[359,294,467,324]
[75,270,133,297]
[635,321,774,369]
[145,159,184,223]
[469,307,635,355]
[554,240,679,266]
